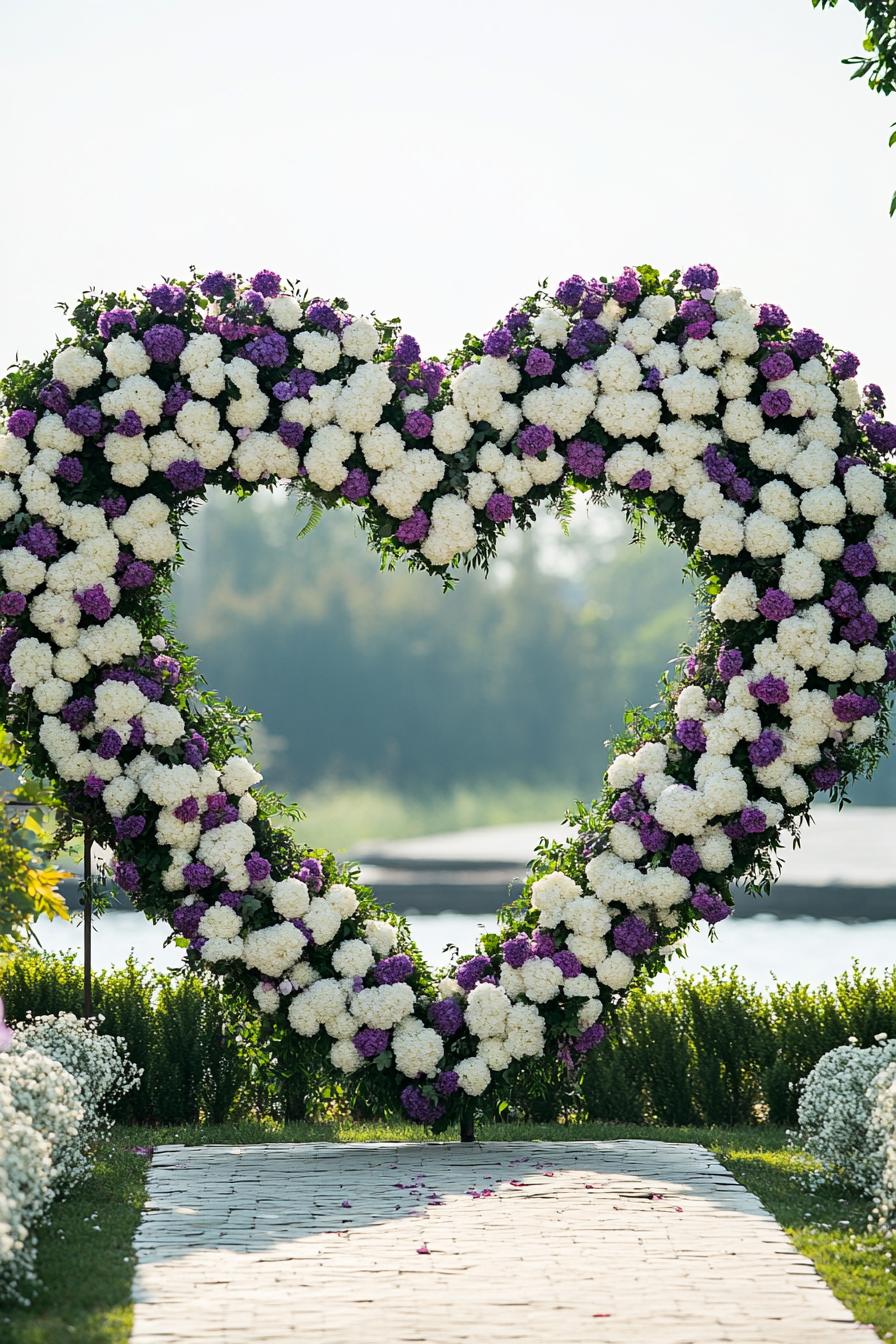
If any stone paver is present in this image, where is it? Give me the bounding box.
[130,1141,871,1343]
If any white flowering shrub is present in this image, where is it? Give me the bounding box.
[0,1013,139,1302]
[797,1038,896,1194]
[0,264,894,1129]
[868,1060,896,1230]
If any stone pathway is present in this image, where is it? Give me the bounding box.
[130,1141,872,1343]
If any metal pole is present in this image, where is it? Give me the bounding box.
[460,1109,475,1143]
[83,825,93,1018]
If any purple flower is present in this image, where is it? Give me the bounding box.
[120,561,155,590]
[278,420,304,449]
[244,330,288,368]
[759,351,794,382]
[886,650,896,682]
[641,367,662,391]
[675,719,707,754]
[639,817,668,853]
[670,843,701,878]
[373,953,415,985]
[703,443,736,485]
[428,998,464,1037]
[691,886,730,924]
[98,308,137,340]
[393,333,420,365]
[757,304,789,331]
[866,419,896,454]
[174,796,200,822]
[115,861,140,893]
[573,1022,607,1054]
[246,852,271,883]
[40,381,72,414]
[249,269,280,298]
[395,508,430,544]
[56,455,84,485]
[456,954,493,992]
[421,361,446,400]
[761,388,792,419]
[0,593,26,617]
[555,274,586,308]
[75,584,113,622]
[552,949,582,978]
[826,579,863,620]
[19,523,58,560]
[749,674,789,705]
[525,348,555,378]
[435,1069,459,1096]
[517,424,554,457]
[832,351,860,381]
[219,891,243,910]
[83,773,106,799]
[757,588,795,622]
[531,929,556,957]
[739,806,767,834]
[171,900,208,937]
[679,299,715,325]
[199,271,232,298]
[144,283,185,314]
[298,857,323,892]
[682,264,719,292]
[114,814,146,840]
[183,862,214,890]
[404,410,433,440]
[566,317,607,359]
[165,459,206,492]
[842,611,878,646]
[627,469,652,491]
[812,765,842,790]
[97,728,123,760]
[686,320,713,341]
[790,328,824,361]
[748,730,783,768]
[143,324,187,365]
[353,1028,391,1059]
[341,468,370,501]
[306,300,340,332]
[501,933,532,969]
[400,1085,443,1125]
[832,692,878,723]
[566,439,605,479]
[505,309,531,334]
[163,384,192,418]
[613,915,657,957]
[842,542,876,578]
[613,267,641,305]
[864,383,886,414]
[727,476,754,505]
[61,696,94,730]
[483,327,513,357]
[7,408,36,438]
[486,492,513,524]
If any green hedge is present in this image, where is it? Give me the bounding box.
[2,952,894,1126]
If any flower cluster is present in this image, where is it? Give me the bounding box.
[0,1011,138,1302]
[0,264,893,1130]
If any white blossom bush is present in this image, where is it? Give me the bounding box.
[0,263,894,1128]
[0,1012,139,1302]
[868,1060,896,1230]
[797,1037,896,1194]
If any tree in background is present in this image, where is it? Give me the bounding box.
[813,0,896,213]
[0,726,70,954]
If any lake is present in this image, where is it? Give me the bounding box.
[30,908,896,990]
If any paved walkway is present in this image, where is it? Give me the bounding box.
[130,1141,871,1343]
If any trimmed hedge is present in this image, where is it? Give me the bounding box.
[2,952,894,1126]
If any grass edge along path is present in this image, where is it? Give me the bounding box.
[2,1121,892,1344]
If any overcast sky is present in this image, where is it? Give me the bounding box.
[1,0,893,396]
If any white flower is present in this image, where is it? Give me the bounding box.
[266,295,303,332]
[843,465,886,516]
[722,398,764,443]
[595,951,635,991]
[455,1056,491,1096]
[364,919,398,957]
[243,923,308,977]
[294,330,341,372]
[431,405,471,455]
[53,346,102,391]
[465,983,511,1037]
[331,939,375,978]
[271,878,310,920]
[220,756,262,796]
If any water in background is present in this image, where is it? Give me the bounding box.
[30,910,896,990]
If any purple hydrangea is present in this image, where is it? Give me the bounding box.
[298,857,323,892]
[639,817,668,853]
[759,351,794,382]
[552,949,582,978]
[165,460,206,492]
[143,323,187,364]
[717,649,743,681]
[757,588,795,622]
[63,405,103,441]
[393,333,421,365]
[757,304,789,331]
[199,271,232,298]
[679,299,715,325]
[748,730,783,768]
[163,384,192,418]
[613,915,657,957]
[144,283,185,314]
[183,862,214,890]
[0,593,26,617]
[114,814,146,840]
[670,843,701,877]
[244,330,289,368]
[400,1085,443,1125]
[98,308,137,340]
[761,389,792,419]
[19,523,58,560]
[353,1028,391,1059]
[686,320,713,341]
[749,674,790,705]
[573,1022,607,1054]
[555,274,586,308]
[566,439,605,479]
[832,692,878,723]
[101,495,129,519]
[501,933,532,969]
[525,348,555,378]
[404,410,433,440]
[395,508,430,544]
[627,469,652,491]
[97,728,123,760]
[7,408,36,439]
[691,886,730,924]
[832,351,860,381]
[341,469,370,501]
[246,852,271,883]
[812,765,842,790]
[566,317,607,359]
[306,300,340,331]
[174,796,200,822]
[842,611,878,646]
[249,269,280,297]
[455,954,493,992]
[115,861,140,893]
[434,1069,459,1096]
[56,455,84,485]
[428,998,464,1037]
[61,696,94,730]
[373,953,415,985]
[518,424,553,457]
[171,900,208,937]
[703,444,736,485]
[486,492,513,523]
[278,420,305,449]
[75,585,113,622]
[483,327,513,357]
[675,719,707,754]
[613,268,641,305]
[740,806,767,834]
[842,542,876,578]
[790,328,824,361]
[865,383,886,414]
[120,560,155,590]
[681,264,719,292]
[641,367,662,391]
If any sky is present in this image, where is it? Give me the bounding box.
[1,0,894,396]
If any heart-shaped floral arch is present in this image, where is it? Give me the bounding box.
[1,264,894,1128]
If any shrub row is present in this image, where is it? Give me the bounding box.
[3,952,895,1127]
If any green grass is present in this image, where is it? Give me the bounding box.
[4,1121,893,1343]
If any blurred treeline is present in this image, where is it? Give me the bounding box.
[170,490,896,845]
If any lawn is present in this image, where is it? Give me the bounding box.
[3,1121,893,1344]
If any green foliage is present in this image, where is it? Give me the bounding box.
[0,727,70,953]
[813,0,896,213]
